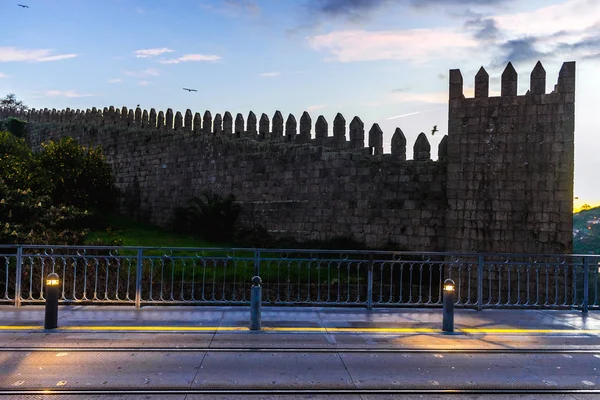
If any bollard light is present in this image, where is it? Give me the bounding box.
[46,276,60,286]
[44,272,60,330]
[442,278,455,333]
[250,276,262,331]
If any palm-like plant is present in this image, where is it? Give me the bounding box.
[175,190,241,242]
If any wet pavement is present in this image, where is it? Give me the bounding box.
[0,306,599,398]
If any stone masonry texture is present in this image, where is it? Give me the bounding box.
[0,61,575,254]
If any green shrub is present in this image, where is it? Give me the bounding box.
[37,137,120,212]
[173,191,241,242]
[0,117,27,138]
[0,179,90,245]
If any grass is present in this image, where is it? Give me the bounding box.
[85,213,224,250]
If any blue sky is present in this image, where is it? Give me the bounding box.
[1,0,600,209]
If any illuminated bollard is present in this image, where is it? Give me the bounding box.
[44,273,60,330]
[442,279,455,333]
[250,276,262,331]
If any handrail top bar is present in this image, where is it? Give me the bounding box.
[0,244,598,259]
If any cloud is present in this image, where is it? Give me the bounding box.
[305,0,513,21]
[493,37,547,67]
[464,17,499,41]
[411,0,512,7]
[107,78,122,83]
[260,71,280,77]
[43,90,95,98]
[134,48,174,58]
[0,72,7,78]
[308,0,392,21]
[306,104,328,111]
[158,54,221,64]
[200,0,260,17]
[494,0,600,37]
[386,108,446,120]
[138,81,151,86]
[136,7,145,14]
[123,68,160,77]
[307,28,476,63]
[0,47,78,63]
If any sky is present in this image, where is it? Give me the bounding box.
[1,0,599,211]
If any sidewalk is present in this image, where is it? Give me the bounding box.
[1,306,599,349]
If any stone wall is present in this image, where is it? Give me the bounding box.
[14,113,447,250]
[446,61,575,254]
[0,60,576,254]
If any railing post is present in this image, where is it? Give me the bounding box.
[135,248,143,309]
[254,249,260,277]
[583,256,589,314]
[367,253,373,310]
[477,255,484,311]
[14,246,23,308]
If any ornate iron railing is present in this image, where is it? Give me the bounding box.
[0,245,598,310]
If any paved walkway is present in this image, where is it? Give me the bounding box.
[1,306,600,398]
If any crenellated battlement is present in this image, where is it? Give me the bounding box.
[450,61,576,101]
[0,106,443,161]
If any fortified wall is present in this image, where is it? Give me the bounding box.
[0,61,575,253]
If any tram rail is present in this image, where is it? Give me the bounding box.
[2,346,600,354]
[1,388,600,396]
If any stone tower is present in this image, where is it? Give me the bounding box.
[445,61,575,253]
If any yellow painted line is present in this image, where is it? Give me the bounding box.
[460,328,600,334]
[58,326,249,332]
[0,326,599,334]
[262,327,327,332]
[0,326,43,330]
[326,327,440,333]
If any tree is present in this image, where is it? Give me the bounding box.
[1,93,29,113]
[581,204,591,211]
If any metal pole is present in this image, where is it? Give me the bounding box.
[14,246,23,308]
[443,278,455,333]
[477,255,483,311]
[254,250,260,277]
[367,253,373,310]
[135,248,143,309]
[250,276,262,331]
[583,257,589,314]
[44,272,60,330]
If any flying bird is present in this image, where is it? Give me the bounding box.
[17,4,29,8]
[431,125,438,136]
[182,88,197,92]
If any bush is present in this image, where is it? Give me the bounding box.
[0,180,90,245]
[0,130,119,245]
[37,137,120,212]
[173,191,241,242]
[0,117,27,138]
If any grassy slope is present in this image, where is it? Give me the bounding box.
[84,213,221,249]
[87,210,600,255]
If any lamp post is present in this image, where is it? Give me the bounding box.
[442,278,455,333]
[45,272,60,330]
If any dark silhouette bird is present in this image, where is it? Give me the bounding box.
[182,88,197,92]
[431,125,438,136]
[17,4,29,8]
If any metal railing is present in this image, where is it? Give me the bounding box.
[0,245,598,310]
